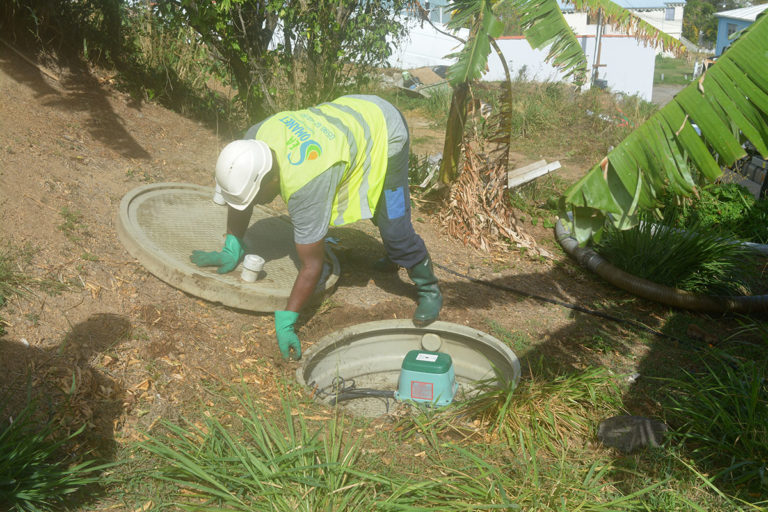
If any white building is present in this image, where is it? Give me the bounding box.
[560,0,686,42]
[389,3,662,101]
[714,4,768,56]
[415,0,685,41]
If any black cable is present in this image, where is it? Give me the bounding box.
[433,262,686,344]
[309,261,699,407]
[331,390,396,404]
[312,376,396,410]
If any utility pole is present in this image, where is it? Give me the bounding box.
[591,9,606,88]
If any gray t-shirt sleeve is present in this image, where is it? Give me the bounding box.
[287,163,346,244]
[244,121,264,139]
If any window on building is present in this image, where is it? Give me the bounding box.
[727,22,738,36]
[665,7,675,20]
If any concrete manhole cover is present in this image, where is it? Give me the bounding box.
[117,183,340,312]
[297,320,521,417]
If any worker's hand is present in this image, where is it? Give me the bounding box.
[275,310,301,360]
[190,234,244,274]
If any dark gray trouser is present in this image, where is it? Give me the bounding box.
[372,126,428,270]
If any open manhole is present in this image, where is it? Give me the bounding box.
[297,320,521,417]
[117,183,340,312]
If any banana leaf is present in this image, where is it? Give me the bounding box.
[561,13,768,244]
[446,0,505,85]
[439,0,685,182]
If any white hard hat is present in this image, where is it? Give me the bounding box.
[215,139,273,210]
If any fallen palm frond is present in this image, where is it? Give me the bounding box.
[443,144,540,253]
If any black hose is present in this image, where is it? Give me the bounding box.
[433,262,678,341]
[555,219,768,314]
[331,390,396,404]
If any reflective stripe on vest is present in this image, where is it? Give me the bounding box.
[319,102,377,225]
[255,97,388,227]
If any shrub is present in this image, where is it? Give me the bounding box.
[663,183,768,244]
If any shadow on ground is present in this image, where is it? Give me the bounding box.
[0,46,150,159]
[1,313,129,506]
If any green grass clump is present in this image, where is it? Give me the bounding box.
[0,246,34,305]
[475,366,623,440]
[124,368,761,510]
[0,246,70,331]
[508,81,571,138]
[58,207,88,243]
[423,85,453,124]
[131,373,675,511]
[391,366,709,510]
[408,152,441,188]
[661,351,768,494]
[0,398,102,511]
[595,216,759,295]
[136,390,388,510]
[508,173,570,228]
[500,81,657,163]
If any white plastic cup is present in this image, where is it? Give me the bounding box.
[241,254,265,282]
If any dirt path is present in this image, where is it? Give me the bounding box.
[651,83,686,107]
[0,47,706,477]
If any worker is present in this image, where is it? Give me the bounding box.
[190,95,442,360]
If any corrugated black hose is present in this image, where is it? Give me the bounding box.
[554,219,768,314]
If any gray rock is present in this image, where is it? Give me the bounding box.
[597,415,668,453]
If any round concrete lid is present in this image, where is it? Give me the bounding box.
[117,183,340,312]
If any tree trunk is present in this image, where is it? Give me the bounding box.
[438,81,469,184]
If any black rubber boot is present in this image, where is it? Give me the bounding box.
[372,255,399,273]
[407,255,443,326]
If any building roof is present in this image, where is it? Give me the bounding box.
[558,0,684,12]
[715,4,768,21]
[614,0,686,8]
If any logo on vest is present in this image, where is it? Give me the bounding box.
[278,116,323,165]
[287,139,322,165]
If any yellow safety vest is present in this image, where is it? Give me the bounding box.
[255,97,389,226]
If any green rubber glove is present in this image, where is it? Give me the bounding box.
[275,310,301,360]
[190,234,244,274]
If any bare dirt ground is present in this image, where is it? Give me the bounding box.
[0,46,724,503]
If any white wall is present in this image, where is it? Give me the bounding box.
[387,21,469,69]
[388,25,657,101]
[563,12,591,36]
